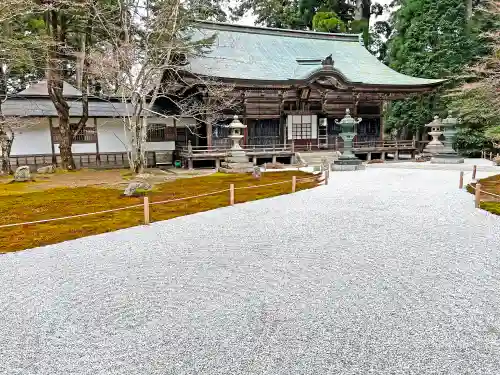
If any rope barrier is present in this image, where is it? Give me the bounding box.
[233,180,290,190]
[150,189,230,206]
[480,190,500,199]
[466,183,500,197]
[0,203,145,229]
[0,175,322,229]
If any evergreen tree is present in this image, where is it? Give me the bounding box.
[385,0,487,138]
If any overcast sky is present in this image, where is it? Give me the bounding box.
[237,0,395,26]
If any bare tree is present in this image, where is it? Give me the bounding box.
[89,0,237,173]
[0,64,41,174]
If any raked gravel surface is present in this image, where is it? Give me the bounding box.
[1,168,500,374]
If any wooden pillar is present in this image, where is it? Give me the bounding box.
[94,117,100,166]
[206,120,213,149]
[367,152,372,161]
[252,156,257,165]
[475,183,481,208]
[215,158,220,169]
[143,196,150,225]
[229,184,235,205]
[379,101,387,141]
[380,152,385,161]
[272,155,277,164]
[242,92,248,146]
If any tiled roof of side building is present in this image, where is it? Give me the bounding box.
[187,21,444,87]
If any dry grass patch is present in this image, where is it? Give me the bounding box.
[0,171,318,253]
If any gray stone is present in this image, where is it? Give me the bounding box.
[135,173,154,180]
[123,181,152,196]
[37,165,56,174]
[14,166,31,182]
[294,152,308,166]
[252,166,261,178]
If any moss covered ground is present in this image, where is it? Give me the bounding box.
[0,171,318,253]
[467,174,500,216]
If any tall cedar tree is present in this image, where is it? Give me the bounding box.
[385,0,487,138]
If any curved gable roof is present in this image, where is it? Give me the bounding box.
[188,22,443,87]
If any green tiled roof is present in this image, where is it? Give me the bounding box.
[188,22,444,87]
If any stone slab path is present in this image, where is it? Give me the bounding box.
[1,169,499,374]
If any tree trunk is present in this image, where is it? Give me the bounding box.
[58,115,75,170]
[355,0,363,20]
[0,132,12,175]
[466,0,473,20]
[130,116,147,174]
[46,9,75,170]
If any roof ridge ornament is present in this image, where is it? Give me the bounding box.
[322,54,334,67]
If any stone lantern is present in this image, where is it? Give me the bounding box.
[441,110,459,146]
[227,115,247,162]
[219,115,254,173]
[332,109,364,171]
[431,111,464,164]
[423,115,445,155]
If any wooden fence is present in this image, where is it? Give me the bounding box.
[9,152,159,171]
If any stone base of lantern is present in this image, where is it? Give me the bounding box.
[219,162,255,174]
[423,143,445,156]
[431,152,464,164]
[331,155,365,171]
[227,149,249,164]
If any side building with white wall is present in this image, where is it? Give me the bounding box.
[3,80,189,169]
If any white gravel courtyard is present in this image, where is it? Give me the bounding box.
[1,168,500,374]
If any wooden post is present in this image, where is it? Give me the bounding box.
[325,169,329,186]
[292,176,296,193]
[475,183,481,208]
[229,184,235,205]
[472,165,477,180]
[143,196,150,225]
[490,152,493,160]
[459,171,464,189]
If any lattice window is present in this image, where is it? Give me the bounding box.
[147,124,175,142]
[52,123,97,143]
[292,116,312,140]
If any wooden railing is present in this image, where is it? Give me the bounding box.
[177,140,419,158]
[178,144,293,156]
[9,152,157,170]
[353,140,415,149]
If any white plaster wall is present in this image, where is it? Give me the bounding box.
[10,118,53,156]
[98,118,181,153]
[144,141,175,151]
[53,143,97,154]
[96,118,129,153]
[177,117,196,128]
